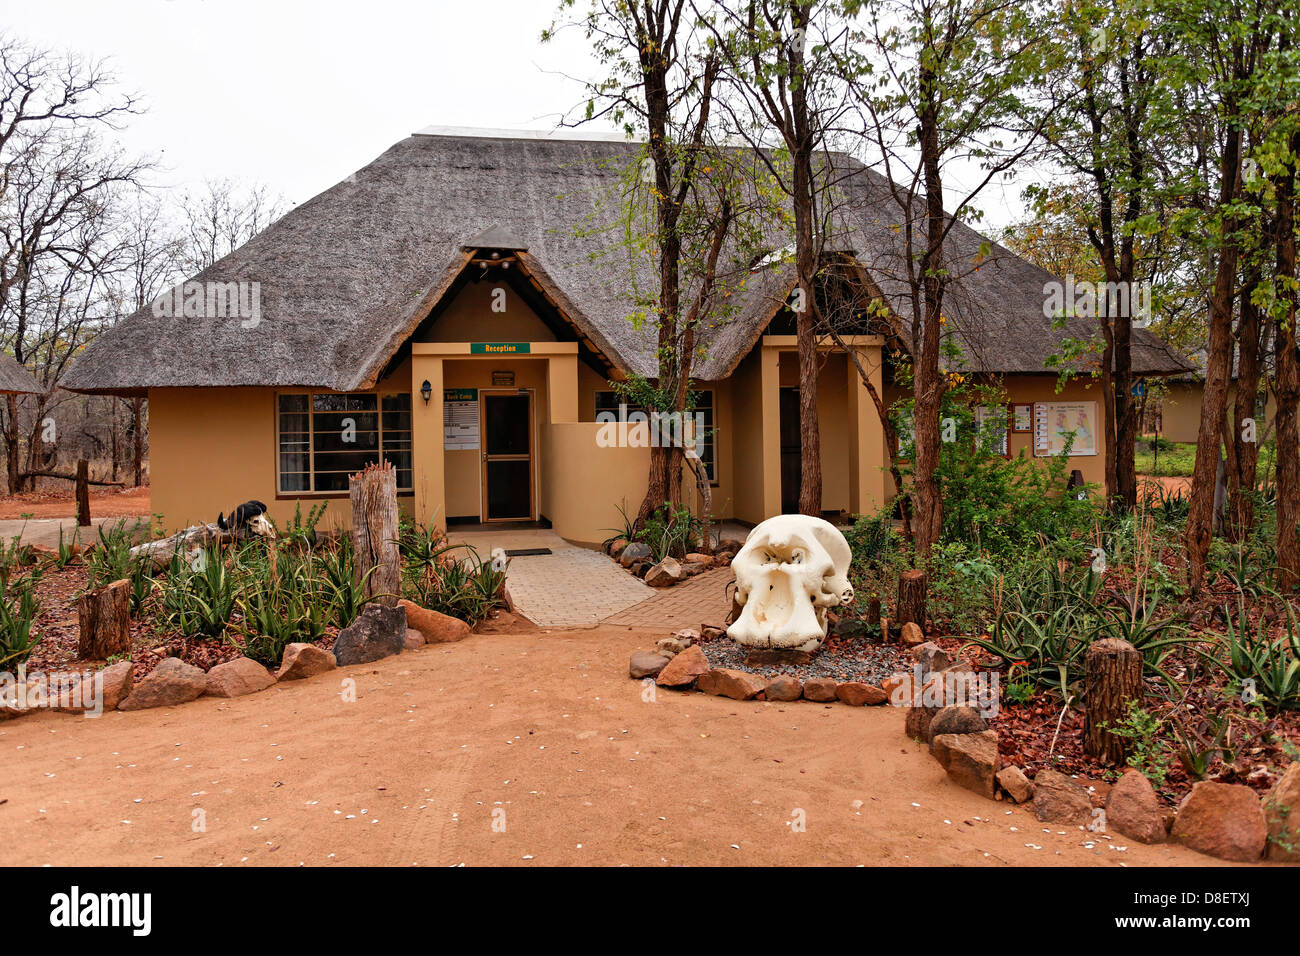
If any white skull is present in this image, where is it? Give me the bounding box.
[248,513,276,539]
[726,514,854,652]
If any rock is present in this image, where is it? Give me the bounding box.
[656,636,690,657]
[835,681,888,706]
[883,671,918,705]
[682,552,713,566]
[629,651,671,679]
[1031,770,1095,826]
[700,624,727,641]
[675,627,701,642]
[399,599,470,644]
[619,542,652,567]
[632,562,650,578]
[118,658,207,711]
[697,668,767,700]
[204,657,276,698]
[404,628,425,650]
[333,603,407,666]
[996,766,1034,804]
[717,538,745,553]
[905,705,942,742]
[1086,778,1112,809]
[1105,769,1165,844]
[277,643,337,681]
[645,557,684,587]
[802,677,838,702]
[608,538,628,558]
[745,647,812,667]
[1264,763,1300,862]
[1171,781,1267,862]
[54,660,134,714]
[931,731,1000,798]
[833,618,870,637]
[764,675,803,702]
[912,641,954,673]
[928,705,988,740]
[900,621,925,646]
[655,644,710,688]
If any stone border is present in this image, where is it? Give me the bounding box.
[0,600,476,722]
[605,537,742,588]
[630,629,1299,865]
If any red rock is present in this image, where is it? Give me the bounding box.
[1264,763,1300,862]
[629,651,670,679]
[996,766,1034,803]
[835,682,888,706]
[1171,781,1267,862]
[697,668,766,700]
[400,599,471,644]
[1105,769,1165,844]
[655,645,709,688]
[277,643,338,681]
[931,730,1000,798]
[404,628,425,650]
[645,557,684,587]
[118,657,207,711]
[1031,770,1094,826]
[53,660,133,714]
[802,677,838,702]
[900,622,925,646]
[204,657,276,698]
[764,675,803,701]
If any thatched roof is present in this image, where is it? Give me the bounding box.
[63,130,1192,393]
[0,354,42,394]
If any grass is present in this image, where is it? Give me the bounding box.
[1135,436,1196,477]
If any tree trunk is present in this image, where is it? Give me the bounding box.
[1186,126,1243,592]
[4,394,20,495]
[77,579,132,660]
[75,460,91,527]
[1084,637,1143,765]
[349,461,401,606]
[132,397,146,487]
[1228,273,1263,538]
[896,569,928,631]
[1275,129,1300,589]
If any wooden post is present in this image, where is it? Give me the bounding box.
[349,461,401,607]
[1084,638,1143,764]
[897,569,928,631]
[77,579,131,660]
[75,459,91,527]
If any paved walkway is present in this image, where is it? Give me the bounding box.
[603,565,735,631]
[450,529,655,628]
[0,515,149,549]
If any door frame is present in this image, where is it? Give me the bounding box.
[478,388,536,522]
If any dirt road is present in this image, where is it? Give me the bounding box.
[0,627,1222,866]
[0,485,150,520]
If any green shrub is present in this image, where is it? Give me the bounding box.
[635,502,700,561]
[0,578,40,670]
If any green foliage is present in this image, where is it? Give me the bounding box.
[398,518,504,624]
[635,501,700,561]
[0,525,36,588]
[85,519,139,589]
[1223,596,1300,710]
[600,501,638,552]
[155,546,238,638]
[235,549,330,665]
[1107,701,1174,788]
[0,578,40,670]
[273,501,327,548]
[314,534,377,630]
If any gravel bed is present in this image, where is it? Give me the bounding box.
[700,637,908,685]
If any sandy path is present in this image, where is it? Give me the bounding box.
[0,627,1222,867]
[0,485,150,520]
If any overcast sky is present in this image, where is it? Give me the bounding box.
[2,0,1029,227]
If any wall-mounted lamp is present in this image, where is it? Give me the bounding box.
[420,379,432,404]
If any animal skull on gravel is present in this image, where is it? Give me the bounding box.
[726,514,854,652]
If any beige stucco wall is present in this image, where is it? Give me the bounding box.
[1160,383,1204,444]
[881,373,1110,499]
[148,359,414,534]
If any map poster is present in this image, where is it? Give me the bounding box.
[1034,401,1098,457]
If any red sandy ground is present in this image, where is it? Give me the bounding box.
[0,626,1230,867]
[0,485,151,520]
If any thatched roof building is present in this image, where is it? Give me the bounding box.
[0,354,42,395]
[63,130,1191,394]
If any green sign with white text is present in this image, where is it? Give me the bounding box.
[471,342,530,355]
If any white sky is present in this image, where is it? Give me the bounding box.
[1,0,1029,226]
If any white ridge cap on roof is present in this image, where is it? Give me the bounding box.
[412,124,634,143]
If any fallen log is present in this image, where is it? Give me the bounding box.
[129,522,234,569]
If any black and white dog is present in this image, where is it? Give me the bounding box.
[217,500,276,538]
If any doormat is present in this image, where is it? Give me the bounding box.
[505,548,553,557]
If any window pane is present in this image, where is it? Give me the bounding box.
[279,394,308,413]
[314,394,377,412]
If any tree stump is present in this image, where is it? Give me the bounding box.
[349,461,401,607]
[866,596,882,627]
[77,579,131,660]
[1084,638,1143,764]
[75,459,91,527]
[897,569,928,630]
